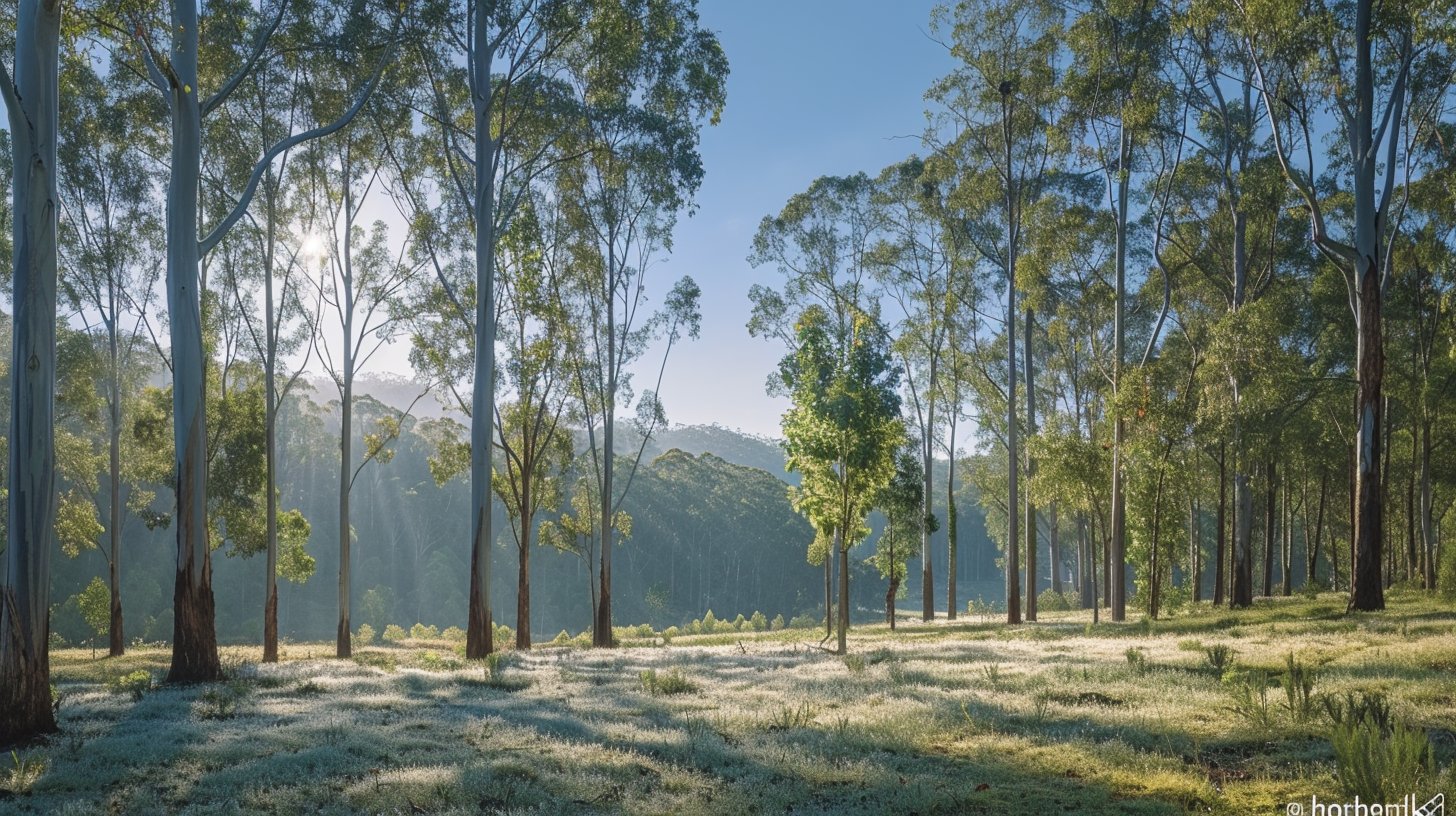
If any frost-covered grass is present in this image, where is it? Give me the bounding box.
[8,588,1455,814]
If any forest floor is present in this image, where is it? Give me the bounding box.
[7,589,1456,814]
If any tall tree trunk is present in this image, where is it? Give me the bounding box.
[516,487,532,649]
[1190,495,1202,603]
[1406,419,1416,582]
[1024,307,1037,621]
[946,447,958,620]
[0,0,62,743]
[108,314,125,657]
[836,541,850,655]
[823,538,833,640]
[467,26,498,659]
[336,323,354,658]
[1109,126,1131,623]
[1420,422,1436,589]
[262,188,279,664]
[1263,460,1275,597]
[1002,85,1021,626]
[1050,502,1061,597]
[1281,473,1293,596]
[1215,445,1227,605]
[922,361,935,622]
[166,0,220,683]
[1232,462,1254,607]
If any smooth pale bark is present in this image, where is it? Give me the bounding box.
[1406,418,1416,582]
[107,303,124,656]
[335,210,355,658]
[946,449,958,620]
[1215,445,1227,605]
[1108,124,1130,622]
[0,0,62,745]
[165,0,221,684]
[921,357,935,623]
[836,542,849,655]
[1003,90,1021,626]
[1190,496,1202,602]
[466,19,497,660]
[262,185,280,663]
[1024,306,1037,622]
[593,306,616,648]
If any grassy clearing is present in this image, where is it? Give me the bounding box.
[8,589,1454,814]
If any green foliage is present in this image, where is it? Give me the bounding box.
[788,613,818,630]
[196,680,250,721]
[1124,647,1148,674]
[1203,644,1236,676]
[662,626,679,642]
[382,624,407,643]
[844,654,867,674]
[770,614,785,631]
[1279,653,1319,724]
[1330,719,1434,804]
[75,576,110,639]
[108,670,154,701]
[1224,670,1276,731]
[2,751,46,794]
[750,611,767,631]
[1036,588,1071,613]
[766,702,818,730]
[276,510,316,583]
[1324,691,1396,736]
[639,668,697,696]
[354,624,376,646]
[409,623,440,640]
[352,651,397,672]
[441,626,466,643]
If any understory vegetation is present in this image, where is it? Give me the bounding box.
[6,591,1453,814]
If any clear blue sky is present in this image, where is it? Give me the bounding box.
[640,1,958,439]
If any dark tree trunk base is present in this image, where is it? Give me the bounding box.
[263,587,278,663]
[168,565,221,683]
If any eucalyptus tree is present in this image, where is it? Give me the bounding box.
[929,0,1065,622]
[749,173,881,636]
[398,0,587,658]
[0,0,61,744]
[118,0,398,680]
[207,9,328,662]
[872,446,927,629]
[554,0,725,646]
[1237,0,1454,609]
[869,156,963,621]
[56,52,163,658]
[780,306,904,655]
[303,117,427,657]
[491,199,575,649]
[1064,0,1168,620]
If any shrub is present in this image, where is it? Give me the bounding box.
[494,623,514,646]
[352,651,397,672]
[1203,644,1236,676]
[550,630,574,646]
[108,670,154,701]
[382,624,407,643]
[1124,647,1149,674]
[1324,691,1395,735]
[771,614,785,631]
[732,614,747,631]
[410,623,440,640]
[442,626,466,643]
[662,626,679,643]
[767,702,817,730]
[788,613,818,630]
[196,679,250,720]
[639,667,697,696]
[687,619,702,635]
[1225,670,1276,730]
[2,750,46,794]
[750,611,767,631]
[354,623,376,646]
[717,617,737,634]
[1331,718,1433,803]
[702,610,718,632]
[1280,653,1319,723]
[843,654,866,674]
[419,650,464,671]
[1036,588,1071,612]
[637,623,656,638]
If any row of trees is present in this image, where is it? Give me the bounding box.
[0,0,726,745]
[755,0,1456,643]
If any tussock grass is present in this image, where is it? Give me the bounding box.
[15,589,1455,814]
